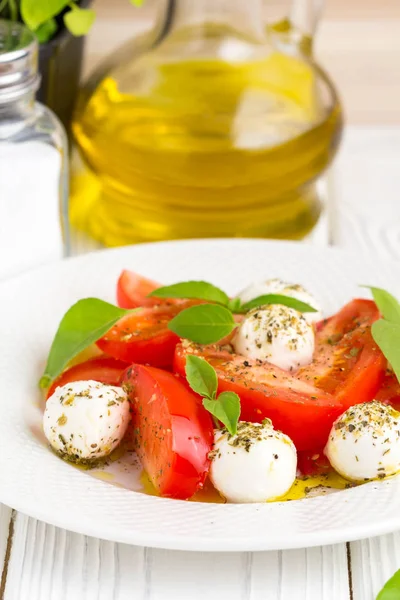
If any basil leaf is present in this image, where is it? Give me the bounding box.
[130,0,144,4]
[185,355,218,399]
[168,304,236,344]
[35,18,58,43]
[64,6,96,36]
[40,298,129,388]
[149,281,229,306]
[203,391,241,436]
[367,286,400,323]
[371,319,400,383]
[21,0,68,29]
[227,297,242,312]
[377,569,400,600]
[241,294,316,314]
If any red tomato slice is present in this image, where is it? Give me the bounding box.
[299,299,385,408]
[117,270,161,308]
[297,450,331,477]
[174,343,342,451]
[375,371,400,411]
[315,298,380,338]
[46,356,129,399]
[97,305,183,368]
[122,364,213,499]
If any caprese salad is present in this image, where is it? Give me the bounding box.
[40,270,400,503]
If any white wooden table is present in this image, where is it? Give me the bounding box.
[1,126,400,600]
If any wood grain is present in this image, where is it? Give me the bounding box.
[350,534,400,600]
[0,505,13,595]
[2,512,350,600]
[84,0,400,124]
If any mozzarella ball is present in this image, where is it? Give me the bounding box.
[238,278,322,323]
[210,421,297,503]
[325,401,400,482]
[43,380,130,463]
[233,304,314,371]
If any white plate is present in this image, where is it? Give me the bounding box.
[1,239,400,552]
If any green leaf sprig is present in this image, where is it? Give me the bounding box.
[185,355,240,435]
[63,3,96,36]
[7,0,143,43]
[367,287,400,383]
[376,568,400,599]
[240,294,316,313]
[20,0,95,39]
[150,281,229,306]
[39,298,133,388]
[168,304,236,345]
[151,280,316,345]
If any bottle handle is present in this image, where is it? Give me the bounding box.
[270,0,325,56]
[290,0,325,39]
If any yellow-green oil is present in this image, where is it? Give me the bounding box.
[139,470,350,503]
[71,53,342,246]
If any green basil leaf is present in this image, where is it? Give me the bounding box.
[21,0,68,29]
[168,304,236,344]
[185,355,217,399]
[366,286,400,323]
[203,391,241,436]
[241,294,316,314]
[377,568,400,600]
[40,298,130,388]
[227,297,242,312]
[64,6,96,36]
[371,319,400,383]
[149,281,229,306]
[35,18,57,43]
[130,0,144,5]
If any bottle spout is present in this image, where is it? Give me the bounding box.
[269,0,325,56]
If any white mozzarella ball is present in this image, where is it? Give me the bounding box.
[43,380,130,463]
[210,421,297,503]
[325,401,400,482]
[233,304,314,371]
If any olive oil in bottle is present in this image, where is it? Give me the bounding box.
[71,3,342,246]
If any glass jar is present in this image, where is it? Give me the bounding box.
[0,20,69,279]
[70,0,342,247]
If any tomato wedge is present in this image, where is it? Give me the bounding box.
[299,299,386,408]
[174,343,342,451]
[375,371,400,411]
[117,270,161,309]
[297,450,331,477]
[97,305,182,368]
[46,356,129,399]
[315,298,380,338]
[122,364,213,499]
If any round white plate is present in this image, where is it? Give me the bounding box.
[1,239,400,552]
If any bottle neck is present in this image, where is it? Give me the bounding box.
[168,0,265,41]
[0,91,36,139]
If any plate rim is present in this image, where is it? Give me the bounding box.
[2,238,400,551]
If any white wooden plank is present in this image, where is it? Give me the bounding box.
[250,545,350,599]
[3,513,149,600]
[0,504,13,591]
[350,534,400,600]
[3,511,350,600]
